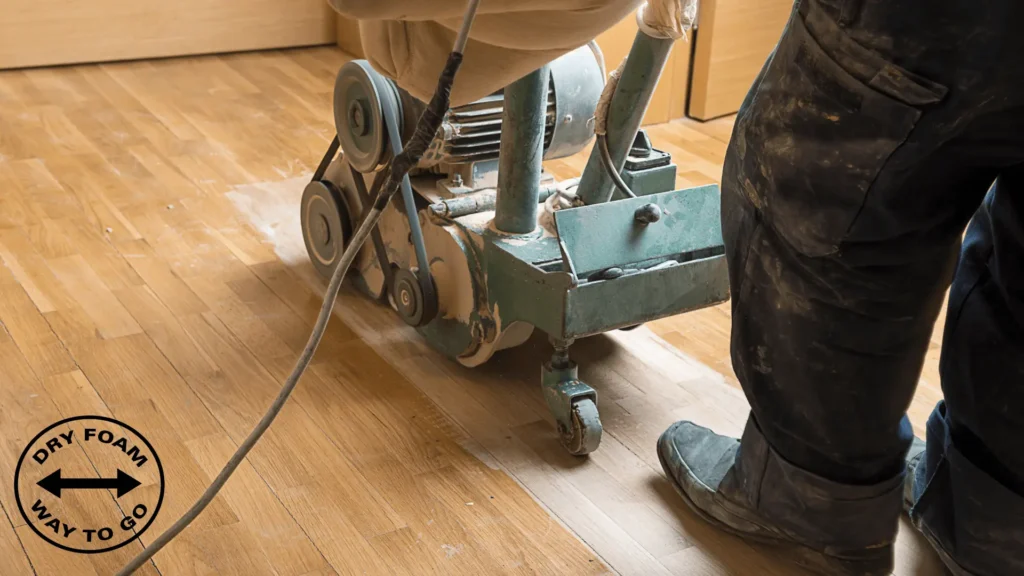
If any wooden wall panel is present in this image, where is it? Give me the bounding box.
[687,0,792,120]
[667,33,694,122]
[336,15,364,58]
[0,0,337,70]
[594,12,692,125]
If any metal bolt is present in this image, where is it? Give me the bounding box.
[349,99,370,136]
[551,346,572,369]
[592,267,624,281]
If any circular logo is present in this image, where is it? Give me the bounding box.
[14,416,165,554]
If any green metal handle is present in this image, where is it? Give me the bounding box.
[576,29,676,206]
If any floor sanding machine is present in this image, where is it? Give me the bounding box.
[299,13,729,456]
[115,0,727,571]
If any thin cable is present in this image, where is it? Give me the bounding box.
[587,40,606,79]
[115,204,383,576]
[115,1,480,573]
[597,134,636,198]
[453,0,482,54]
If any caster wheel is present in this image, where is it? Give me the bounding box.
[392,268,438,327]
[560,397,602,456]
[301,180,354,280]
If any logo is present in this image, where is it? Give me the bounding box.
[14,416,165,554]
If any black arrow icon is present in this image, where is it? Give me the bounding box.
[37,469,142,498]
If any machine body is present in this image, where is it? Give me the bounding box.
[301,32,729,455]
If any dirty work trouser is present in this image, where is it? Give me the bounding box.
[722,0,1024,572]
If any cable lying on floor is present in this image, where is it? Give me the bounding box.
[114,1,480,573]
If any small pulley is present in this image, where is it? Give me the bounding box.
[301,180,353,279]
[392,268,438,328]
[334,61,401,173]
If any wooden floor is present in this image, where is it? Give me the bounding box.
[0,47,947,575]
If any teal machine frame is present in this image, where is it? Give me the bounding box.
[301,23,730,455]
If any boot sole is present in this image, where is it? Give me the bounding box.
[657,440,892,576]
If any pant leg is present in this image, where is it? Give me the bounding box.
[909,168,1024,575]
[717,0,1024,552]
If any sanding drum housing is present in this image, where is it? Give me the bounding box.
[330,0,698,107]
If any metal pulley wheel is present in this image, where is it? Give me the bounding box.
[334,61,401,173]
[392,268,438,327]
[301,180,353,280]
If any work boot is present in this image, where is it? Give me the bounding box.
[657,419,903,576]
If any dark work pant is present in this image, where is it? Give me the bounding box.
[721,0,1024,571]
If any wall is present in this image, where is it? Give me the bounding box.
[0,0,336,69]
[687,0,792,120]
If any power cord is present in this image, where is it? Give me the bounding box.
[113,1,480,572]
[597,134,636,198]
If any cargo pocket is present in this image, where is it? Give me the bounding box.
[728,1,948,257]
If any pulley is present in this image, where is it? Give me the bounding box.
[334,60,402,173]
[392,268,438,327]
[300,180,353,279]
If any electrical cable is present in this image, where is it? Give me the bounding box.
[586,40,606,79]
[597,134,636,198]
[113,2,479,573]
[115,204,382,576]
[453,0,481,54]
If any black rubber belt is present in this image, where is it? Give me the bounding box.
[311,136,340,183]
[350,166,396,300]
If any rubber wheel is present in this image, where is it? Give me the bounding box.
[301,180,353,280]
[561,397,603,456]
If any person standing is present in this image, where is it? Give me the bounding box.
[657,1,1024,574]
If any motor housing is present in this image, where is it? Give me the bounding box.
[334,45,605,174]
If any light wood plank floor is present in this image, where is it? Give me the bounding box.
[0,46,946,575]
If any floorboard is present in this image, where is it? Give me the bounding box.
[0,46,947,575]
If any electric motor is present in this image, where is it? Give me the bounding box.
[334,44,605,173]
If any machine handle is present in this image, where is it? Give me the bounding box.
[637,0,698,41]
[575,0,698,206]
